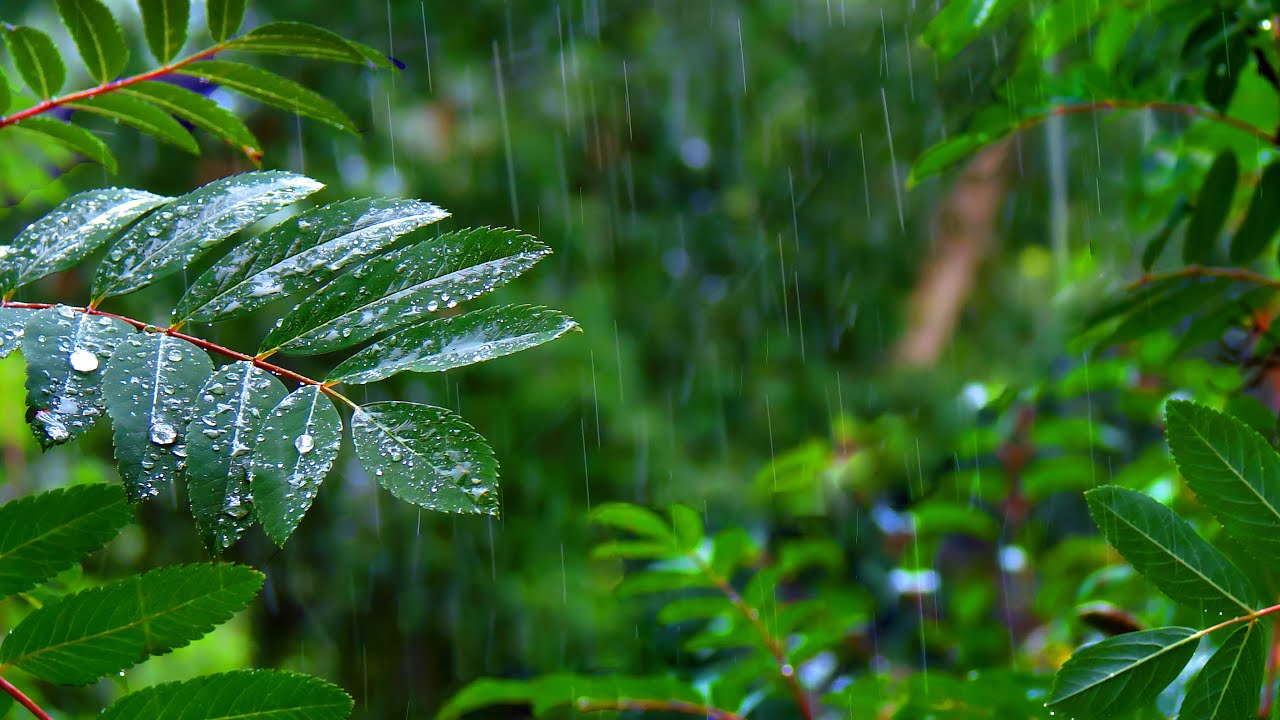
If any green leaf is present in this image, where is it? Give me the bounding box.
[3,187,167,292]
[0,484,131,598]
[206,0,247,42]
[350,401,500,515]
[137,0,189,64]
[669,505,704,552]
[122,81,258,155]
[177,61,357,132]
[7,117,117,172]
[23,306,132,447]
[264,227,549,355]
[1232,161,1280,263]
[92,171,323,300]
[588,503,675,540]
[0,306,29,358]
[921,0,1021,60]
[1142,197,1190,271]
[100,669,353,719]
[56,0,128,83]
[0,563,262,684]
[1165,400,1280,559]
[102,332,214,502]
[185,362,287,552]
[174,198,448,323]
[66,93,199,153]
[0,68,9,112]
[908,133,1001,187]
[438,674,706,720]
[3,26,65,98]
[1180,621,1266,719]
[657,596,731,625]
[227,21,367,64]
[328,305,577,385]
[250,385,341,546]
[1184,150,1239,264]
[1045,627,1199,716]
[591,540,679,560]
[1085,486,1257,616]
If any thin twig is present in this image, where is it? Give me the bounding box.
[1127,265,1280,292]
[1013,99,1276,146]
[0,675,52,720]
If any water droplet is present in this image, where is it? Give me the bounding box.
[295,433,315,454]
[69,348,99,372]
[150,422,177,445]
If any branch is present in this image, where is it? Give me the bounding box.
[0,301,359,411]
[1127,265,1280,291]
[0,675,52,720]
[1014,99,1276,146]
[575,698,744,719]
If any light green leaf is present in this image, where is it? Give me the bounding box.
[1184,150,1239,264]
[657,596,731,625]
[590,540,678,560]
[177,60,356,132]
[1085,485,1258,616]
[264,227,549,356]
[138,0,189,64]
[438,674,706,720]
[92,171,322,300]
[588,503,674,541]
[1045,627,1199,716]
[185,362,287,552]
[328,305,578,385]
[0,306,29,358]
[669,505,704,552]
[0,484,131,598]
[0,68,9,112]
[174,198,448,323]
[3,26,65,98]
[100,669,353,719]
[122,80,258,155]
[3,187,167,292]
[7,117,117,172]
[0,563,262,684]
[227,21,367,64]
[1180,621,1266,719]
[56,0,128,83]
[350,401,500,515]
[921,0,1021,61]
[205,0,247,42]
[102,332,214,502]
[250,385,341,546]
[66,93,199,153]
[1165,400,1280,559]
[23,306,132,447]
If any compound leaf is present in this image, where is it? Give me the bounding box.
[0,484,131,598]
[250,385,341,546]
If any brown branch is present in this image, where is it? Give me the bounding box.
[1015,100,1276,145]
[575,698,743,719]
[0,675,52,720]
[1126,265,1280,292]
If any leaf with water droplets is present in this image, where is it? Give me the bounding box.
[0,306,31,359]
[23,306,131,447]
[92,171,323,300]
[185,362,286,552]
[102,332,214,502]
[329,305,578,385]
[250,385,341,546]
[263,227,550,355]
[174,198,448,323]
[351,402,500,515]
[2,188,168,292]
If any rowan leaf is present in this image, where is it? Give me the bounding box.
[100,670,353,720]
[56,0,128,83]
[3,26,65,98]
[0,484,131,598]
[250,385,341,546]
[177,61,356,132]
[137,0,189,64]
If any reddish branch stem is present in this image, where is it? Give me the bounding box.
[0,675,51,720]
[576,698,743,719]
[1127,265,1280,291]
[1014,99,1276,146]
[1262,618,1280,717]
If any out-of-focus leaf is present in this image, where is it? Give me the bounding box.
[1231,160,1280,263]
[1183,150,1238,264]
[921,0,1021,61]
[137,0,189,64]
[589,503,675,541]
[3,26,65,98]
[177,61,357,132]
[1180,621,1265,719]
[0,484,131,598]
[1142,197,1190,270]
[1045,627,1199,716]
[99,670,353,720]
[7,118,117,172]
[437,674,706,720]
[56,0,127,83]
[250,385,341,546]
[669,505,704,551]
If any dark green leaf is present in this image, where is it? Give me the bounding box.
[92,171,322,299]
[102,332,214,502]
[0,306,29,358]
[23,306,132,447]
[122,81,258,155]
[1180,621,1266,719]
[3,26,65,98]
[350,401,500,515]
[185,362,287,552]
[100,669,353,719]
[0,484,131,598]
[56,0,128,83]
[328,305,578,385]
[250,385,341,546]
[205,0,247,42]
[138,0,189,64]
[174,198,448,323]
[1166,400,1280,559]
[438,674,706,720]
[1184,151,1238,264]
[908,133,1000,187]
[1205,32,1250,111]
[1085,486,1258,615]
[1045,627,1199,716]
[264,227,549,355]
[0,563,262,684]
[1232,161,1280,263]
[7,117,117,172]
[66,93,199,153]
[177,61,356,132]
[656,596,731,625]
[227,21,367,64]
[1142,197,1190,270]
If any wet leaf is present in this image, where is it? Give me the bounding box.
[3,26,65,98]
[1180,621,1265,719]
[102,332,214,502]
[177,61,357,132]
[66,93,199,153]
[92,171,322,300]
[175,198,448,323]
[0,563,262,685]
[350,401,500,515]
[122,81,258,155]
[1183,150,1238,264]
[6,117,117,173]
[23,306,132,447]
[0,484,131,598]
[100,669,353,719]
[1231,160,1280,263]
[0,306,29,358]
[56,0,127,83]
[264,227,549,355]
[1046,627,1199,716]
[328,305,577,385]
[205,0,247,42]
[250,385,341,546]
[185,362,287,552]
[227,21,367,64]
[137,0,189,64]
